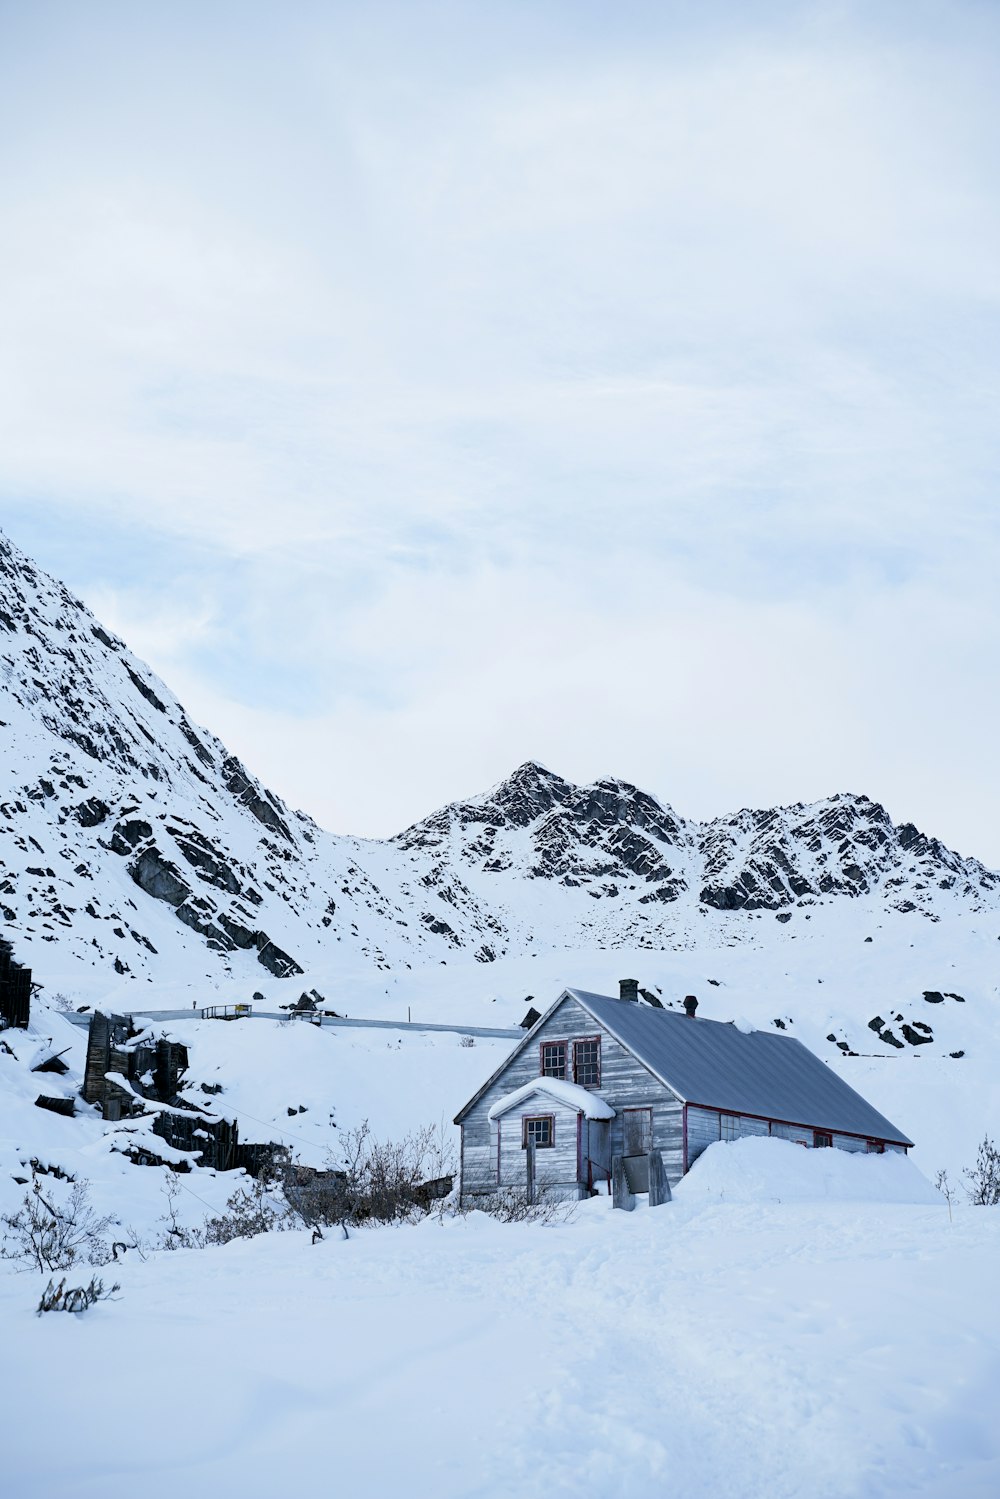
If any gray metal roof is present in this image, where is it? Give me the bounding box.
[566,989,913,1145]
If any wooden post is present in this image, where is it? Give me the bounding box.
[647,1150,671,1207]
[525,1139,536,1205]
[612,1154,634,1211]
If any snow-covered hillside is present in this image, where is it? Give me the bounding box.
[3,1148,998,1499]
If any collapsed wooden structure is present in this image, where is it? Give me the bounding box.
[81,1010,276,1174]
[0,936,31,1030]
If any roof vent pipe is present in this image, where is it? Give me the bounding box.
[683,995,699,1018]
[619,978,640,1004]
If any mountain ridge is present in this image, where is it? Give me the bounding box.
[1,528,998,1004]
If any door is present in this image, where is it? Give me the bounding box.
[624,1108,653,1156]
[623,1109,653,1192]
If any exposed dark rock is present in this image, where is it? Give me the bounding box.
[255,935,302,978]
[180,718,215,766]
[217,912,256,949]
[130,847,191,907]
[221,756,293,842]
[126,666,168,714]
[171,828,243,894]
[73,797,110,828]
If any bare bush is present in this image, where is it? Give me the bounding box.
[37,1275,120,1315]
[155,1169,288,1249]
[964,1136,1000,1206]
[459,1034,475,1048]
[461,1176,571,1225]
[151,1124,457,1250]
[202,1175,289,1245]
[935,1168,956,1222]
[1,1172,114,1271]
[281,1122,456,1235]
[157,1173,197,1250]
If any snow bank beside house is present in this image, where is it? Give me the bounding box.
[674,1135,942,1206]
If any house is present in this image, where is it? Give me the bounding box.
[454,981,913,1203]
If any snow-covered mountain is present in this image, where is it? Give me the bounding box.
[2,526,999,1012]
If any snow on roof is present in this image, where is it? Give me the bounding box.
[488,1076,616,1122]
[565,989,913,1146]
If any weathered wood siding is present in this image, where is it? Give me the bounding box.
[497,1098,579,1192]
[770,1121,813,1147]
[460,996,685,1200]
[832,1131,867,1153]
[688,1105,896,1162]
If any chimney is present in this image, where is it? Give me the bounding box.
[683,995,698,1018]
[619,978,640,1004]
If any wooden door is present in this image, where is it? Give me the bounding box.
[623,1108,652,1156]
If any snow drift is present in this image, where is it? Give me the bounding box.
[674,1135,943,1205]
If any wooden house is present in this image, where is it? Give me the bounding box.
[454,982,913,1203]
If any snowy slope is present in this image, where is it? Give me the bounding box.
[2,1168,999,1499]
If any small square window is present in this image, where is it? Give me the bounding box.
[573,1038,601,1088]
[720,1113,739,1141]
[540,1042,567,1079]
[814,1131,833,1149]
[867,1139,885,1154]
[523,1115,554,1149]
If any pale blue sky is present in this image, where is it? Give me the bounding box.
[3,2,1000,859]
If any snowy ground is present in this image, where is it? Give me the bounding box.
[2,1143,997,1499]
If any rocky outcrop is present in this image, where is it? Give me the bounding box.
[131,847,191,907]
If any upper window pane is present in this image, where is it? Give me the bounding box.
[573,1038,601,1088]
[540,1042,567,1079]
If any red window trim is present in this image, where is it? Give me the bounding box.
[814,1130,833,1149]
[572,1035,602,1089]
[539,1040,568,1079]
[522,1114,555,1149]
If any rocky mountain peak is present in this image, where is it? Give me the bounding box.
[2,531,999,997]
